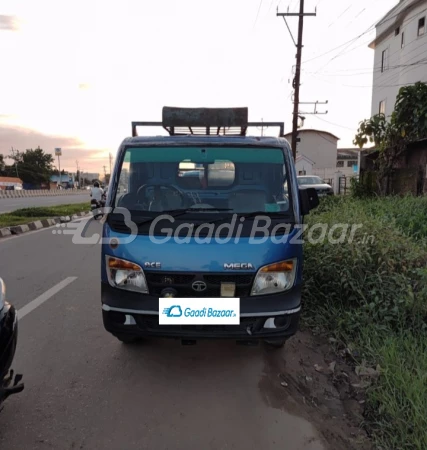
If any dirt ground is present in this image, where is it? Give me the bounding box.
[259,329,374,450]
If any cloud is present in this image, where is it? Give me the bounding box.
[0,15,19,31]
[0,124,106,172]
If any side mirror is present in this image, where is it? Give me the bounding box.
[0,278,5,311]
[299,188,319,215]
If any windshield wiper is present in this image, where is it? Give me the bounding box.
[202,210,294,226]
[132,208,233,226]
[234,211,294,221]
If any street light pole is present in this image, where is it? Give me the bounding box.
[55,148,62,189]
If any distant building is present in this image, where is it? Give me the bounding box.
[336,148,360,176]
[50,173,76,189]
[0,176,23,190]
[82,173,100,182]
[284,129,340,170]
[369,0,427,118]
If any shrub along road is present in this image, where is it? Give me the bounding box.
[302,195,427,450]
[0,204,89,228]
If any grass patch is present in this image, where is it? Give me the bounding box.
[0,203,88,228]
[302,195,427,450]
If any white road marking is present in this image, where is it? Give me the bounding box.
[17,277,78,320]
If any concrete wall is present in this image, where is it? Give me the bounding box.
[0,189,87,199]
[371,0,427,117]
[312,167,357,180]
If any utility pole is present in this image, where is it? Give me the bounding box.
[256,118,265,137]
[298,100,328,115]
[103,165,107,183]
[109,153,113,176]
[76,160,80,188]
[11,147,19,178]
[277,1,316,160]
[55,148,62,188]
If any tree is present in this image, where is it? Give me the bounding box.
[8,147,54,185]
[0,154,5,175]
[354,82,427,195]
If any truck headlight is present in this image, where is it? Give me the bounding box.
[251,259,297,296]
[106,256,148,294]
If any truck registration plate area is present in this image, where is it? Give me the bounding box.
[159,297,240,325]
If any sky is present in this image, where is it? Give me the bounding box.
[0,0,398,173]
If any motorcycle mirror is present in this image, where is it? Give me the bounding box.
[0,278,5,311]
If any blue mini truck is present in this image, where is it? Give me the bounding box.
[100,107,319,347]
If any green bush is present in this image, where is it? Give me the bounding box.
[302,196,427,449]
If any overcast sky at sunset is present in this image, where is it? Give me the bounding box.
[0,0,397,173]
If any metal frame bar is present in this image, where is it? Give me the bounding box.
[131,121,284,137]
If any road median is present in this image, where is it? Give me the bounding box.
[0,203,90,238]
[0,189,88,199]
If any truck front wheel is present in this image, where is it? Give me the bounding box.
[264,338,287,349]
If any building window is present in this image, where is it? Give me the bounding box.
[336,161,344,168]
[395,26,400,36]
[418,17,425,37]
[347,160,356,167]
[401,31,405,48]
[379,100,386,115]
[381,48,389,72]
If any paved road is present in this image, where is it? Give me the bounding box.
[0,194,88,213]
[0,220,327,450]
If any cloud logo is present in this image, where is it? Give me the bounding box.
[162,305,182,317]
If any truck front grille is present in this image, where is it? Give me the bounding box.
[144,272,255,297]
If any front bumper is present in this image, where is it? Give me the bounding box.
[101,282,301,340]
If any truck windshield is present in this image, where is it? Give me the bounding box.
[113,146,291,216]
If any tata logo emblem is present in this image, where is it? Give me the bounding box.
[224,263,255,270]
[144,262,161,269]
[192,281,207,292]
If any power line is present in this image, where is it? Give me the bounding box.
[302,4,426,66]
[277,0,317,159]
[305,59,427,89]
[253,0,264,28]
[311,6,427,74]
[312,114,356,131]
[328,5,351,27]
[306,54,427,78]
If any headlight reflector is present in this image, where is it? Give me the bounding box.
[251,259,297,296]
[106,256,148,293]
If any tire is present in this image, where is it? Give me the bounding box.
[113,333,141,344]
[264,338,287,349]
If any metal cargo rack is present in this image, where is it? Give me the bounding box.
[131,107,284,137]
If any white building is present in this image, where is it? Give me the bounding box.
[284,129,339,170]
[369,0,427,118]
[295,154,315,175]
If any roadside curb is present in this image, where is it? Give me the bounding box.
[0,211,91,238]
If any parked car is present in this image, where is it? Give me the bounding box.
[297,176,333,197]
